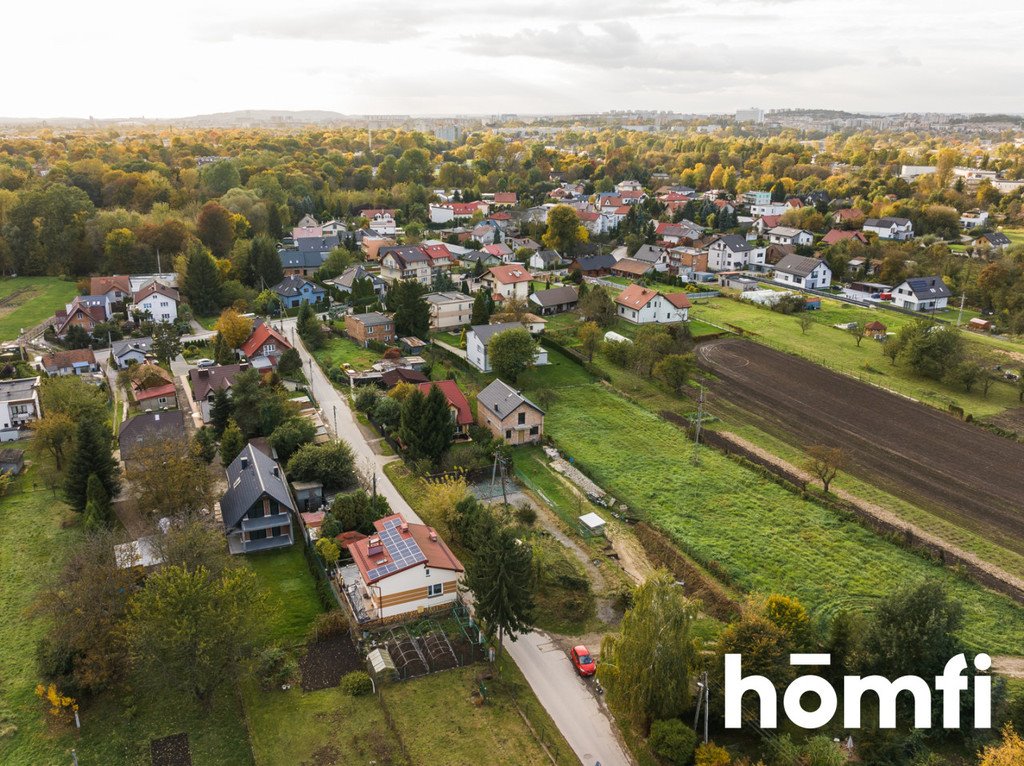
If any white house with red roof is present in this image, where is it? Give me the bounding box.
[343,514,464,622]
[481,264,533,302]
[361,208,398,235]
[241,323,292,370]
[490,192,517,208]
[133,282,179,323]
[428,200,489,224]
[614,284,691,324]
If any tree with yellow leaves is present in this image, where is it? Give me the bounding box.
[979,725,1024,766]
[214,308,254,349]
[35,683,78,722]
[422,471,469,536]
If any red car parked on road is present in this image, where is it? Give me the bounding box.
[569,644,596,677]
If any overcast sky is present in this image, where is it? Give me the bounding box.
[6,0,1023,118]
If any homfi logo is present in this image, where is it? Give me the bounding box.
[724,653,991,730]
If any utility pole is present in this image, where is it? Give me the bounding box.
[956,293,966,327]
[693,671,709,744]
[691,386,705,466]
[332,404,338,437]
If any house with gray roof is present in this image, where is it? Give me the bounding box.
[707,234,765,271]
[631,244,671,272]
[863,217,914,241]
[772,254,832,290]
[272,275,325,308]
[221,443,296,554]
[465,323,549,373]
[476,379,544,445]
[324,265,388,299]
[528,249,564,271]
[891,276,952,312]
[110,337,154,368]
[118,410,187,470]
[529,285,579,315]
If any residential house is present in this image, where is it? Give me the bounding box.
[476,378,545,445]
[491,312,547,334]
[481,265,533,302]
[614,284,690,324]
[470,222,499,245]
[569,254,617,277]
[973,231,1011,252]
[707,235,765,271]
[655,221,704,245]
[491,192,517,208]
[241,323,292,370]
[764,244,797,266]
[297,213,319,229]
[428,201,488,224]
[529,286,579,316]
[482,243,514,262]
[189,363,250,423]
[54,296,109,338]
[832,208,865,226]
[669,247,709,276]
[418,380,473,438]
[39,348,99,377]
[528,249,563,271]
[960,210,989,229]
[425,291,473,330]
[379,246,432,285]
[611,258,654,279]
[380,368,429,388]
[131,364,177,412]
[133,282,179,323]
[465,323,548,373]
[89,275,132,304]
[360,233,397,261]
[221,443,295,554]
[421,242,456,272]
[891,276,952,312]
[325,265,389,300]
[279,249,331,277]
[458,251,502,270]
[343,513,464,622]
[345,312,395,348]
[272,275,325,308]
[772,254,832,290]
[118,410,187,471]
[110,337,154,368]
[615,180,644,194]
[821,229,869,246]
[767,227,814,247]
[631,244,671,273]
[0,377,41,441]
[507,237,541,252]
[361,208,398,235]
[743,190,772,207]
[321,219,348,236]
[863,217,914,241]
[750,215,782,237]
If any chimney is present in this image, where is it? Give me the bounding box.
[273,466,279,478]
[240,456,249,470]
[198,369,209,379]
[429,530,438,542]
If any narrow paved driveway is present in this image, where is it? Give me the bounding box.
[285,318,632,766]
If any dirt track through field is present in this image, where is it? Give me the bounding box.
[697,338,1024,555]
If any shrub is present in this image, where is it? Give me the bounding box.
[514,502,537,526]
[253,645,297,690]
[354,387,379,413]
[308,609,350,639]
[340,671,373,696]
[649,719,697,765]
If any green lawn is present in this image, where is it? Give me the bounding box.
[314,332,383,371]
[244,545,323,644]
[543,384,1024,654]
[691,296,1022,417]
[0,277,78,341]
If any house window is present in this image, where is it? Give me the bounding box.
[366,326,373,334]
[427,583,443,598]
[505,429,512,440]
[517,412,526,425]
[529,426,539,436]
[250,503,265,519]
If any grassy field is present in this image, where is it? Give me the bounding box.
[690,296,1022,417]
[0,277,78,341]
[541,383,1024,653]
[244,546,323,644]
[314,331,383,370]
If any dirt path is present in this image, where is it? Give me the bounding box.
[720,430,1024,597]
[992,656,1024,678]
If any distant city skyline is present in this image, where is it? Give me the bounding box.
[8,0,1024,119]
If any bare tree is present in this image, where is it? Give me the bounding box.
[847,322,865,347]
[805,445,845,493]
[798,315,813,335]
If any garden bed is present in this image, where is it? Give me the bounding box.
[299,633,364,691]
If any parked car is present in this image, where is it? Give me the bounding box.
[195,358,215,368]
[569,645,596,677]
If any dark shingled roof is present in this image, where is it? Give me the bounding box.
[774,254,827,278]
[118,411,186,463]
[469,322,526,346]
[476,378,544,420]
[902,276,952,300]
[220,443,295,531]
[530,285,578,307]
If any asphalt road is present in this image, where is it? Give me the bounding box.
[285,317,632,766]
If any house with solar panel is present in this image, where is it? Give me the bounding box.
[890,276,951,312]
[220,443,296,554]
[342,513,464,622]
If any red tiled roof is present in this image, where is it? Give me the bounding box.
[492,192,517,204]
[133,282,179,304]
[241,323,292,359]
[90,275,131,296]
[487,265,533,285]
[665,293,692,309]
[833,208,864,221]
[133,382,177,401]
[346,513,463,585]
[418,380,473,426]
[821,229,868,245]
[615,284,659,309]
[41,348,97,369]
[759,214,783,229]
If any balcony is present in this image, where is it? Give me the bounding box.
[241,513,292,533]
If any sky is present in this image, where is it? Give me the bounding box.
[6,0,1024,119]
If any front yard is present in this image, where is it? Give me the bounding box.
[314,331,384,371]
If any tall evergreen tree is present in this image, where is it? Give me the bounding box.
[219,420,245,466]
[210,388,232,435]
[466,527,535,657]
[296,301,325,350]
[251,235,283,289]
[83,473,113,530]
[266,203,284,240]
[398,388,428,460]
[349,277,378,313]
[471,290,491,325]
[212,331,235,366]
[420,384,455,466]
[391,280,430,338]
[66,415,120,512]
[182,244,222,316]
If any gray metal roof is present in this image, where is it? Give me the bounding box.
[774,254,826,278]
[118,411,186,463]
[573,254,616,270]
[712,234,751,253]
[530,286,578,307]
[0,377,39,403]
[273,275,324,297]
[296,235,340,252]
[351,311,392,327]
[220,443,295,531]
[425,291,471,305]
[279,249,330,270]
[864,217,911,228]
[477,378,544,420]
[901,276,952,300]
[469,322,526,346]
[111,337,154,359]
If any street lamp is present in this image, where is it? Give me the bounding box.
[333,404,338,436]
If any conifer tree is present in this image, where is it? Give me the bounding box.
[83,473,113,530]
[210,388,232,435]
[219,420,245,466]
[65,415,120,512]
[420,383,455,466]
[466,527,535,657]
